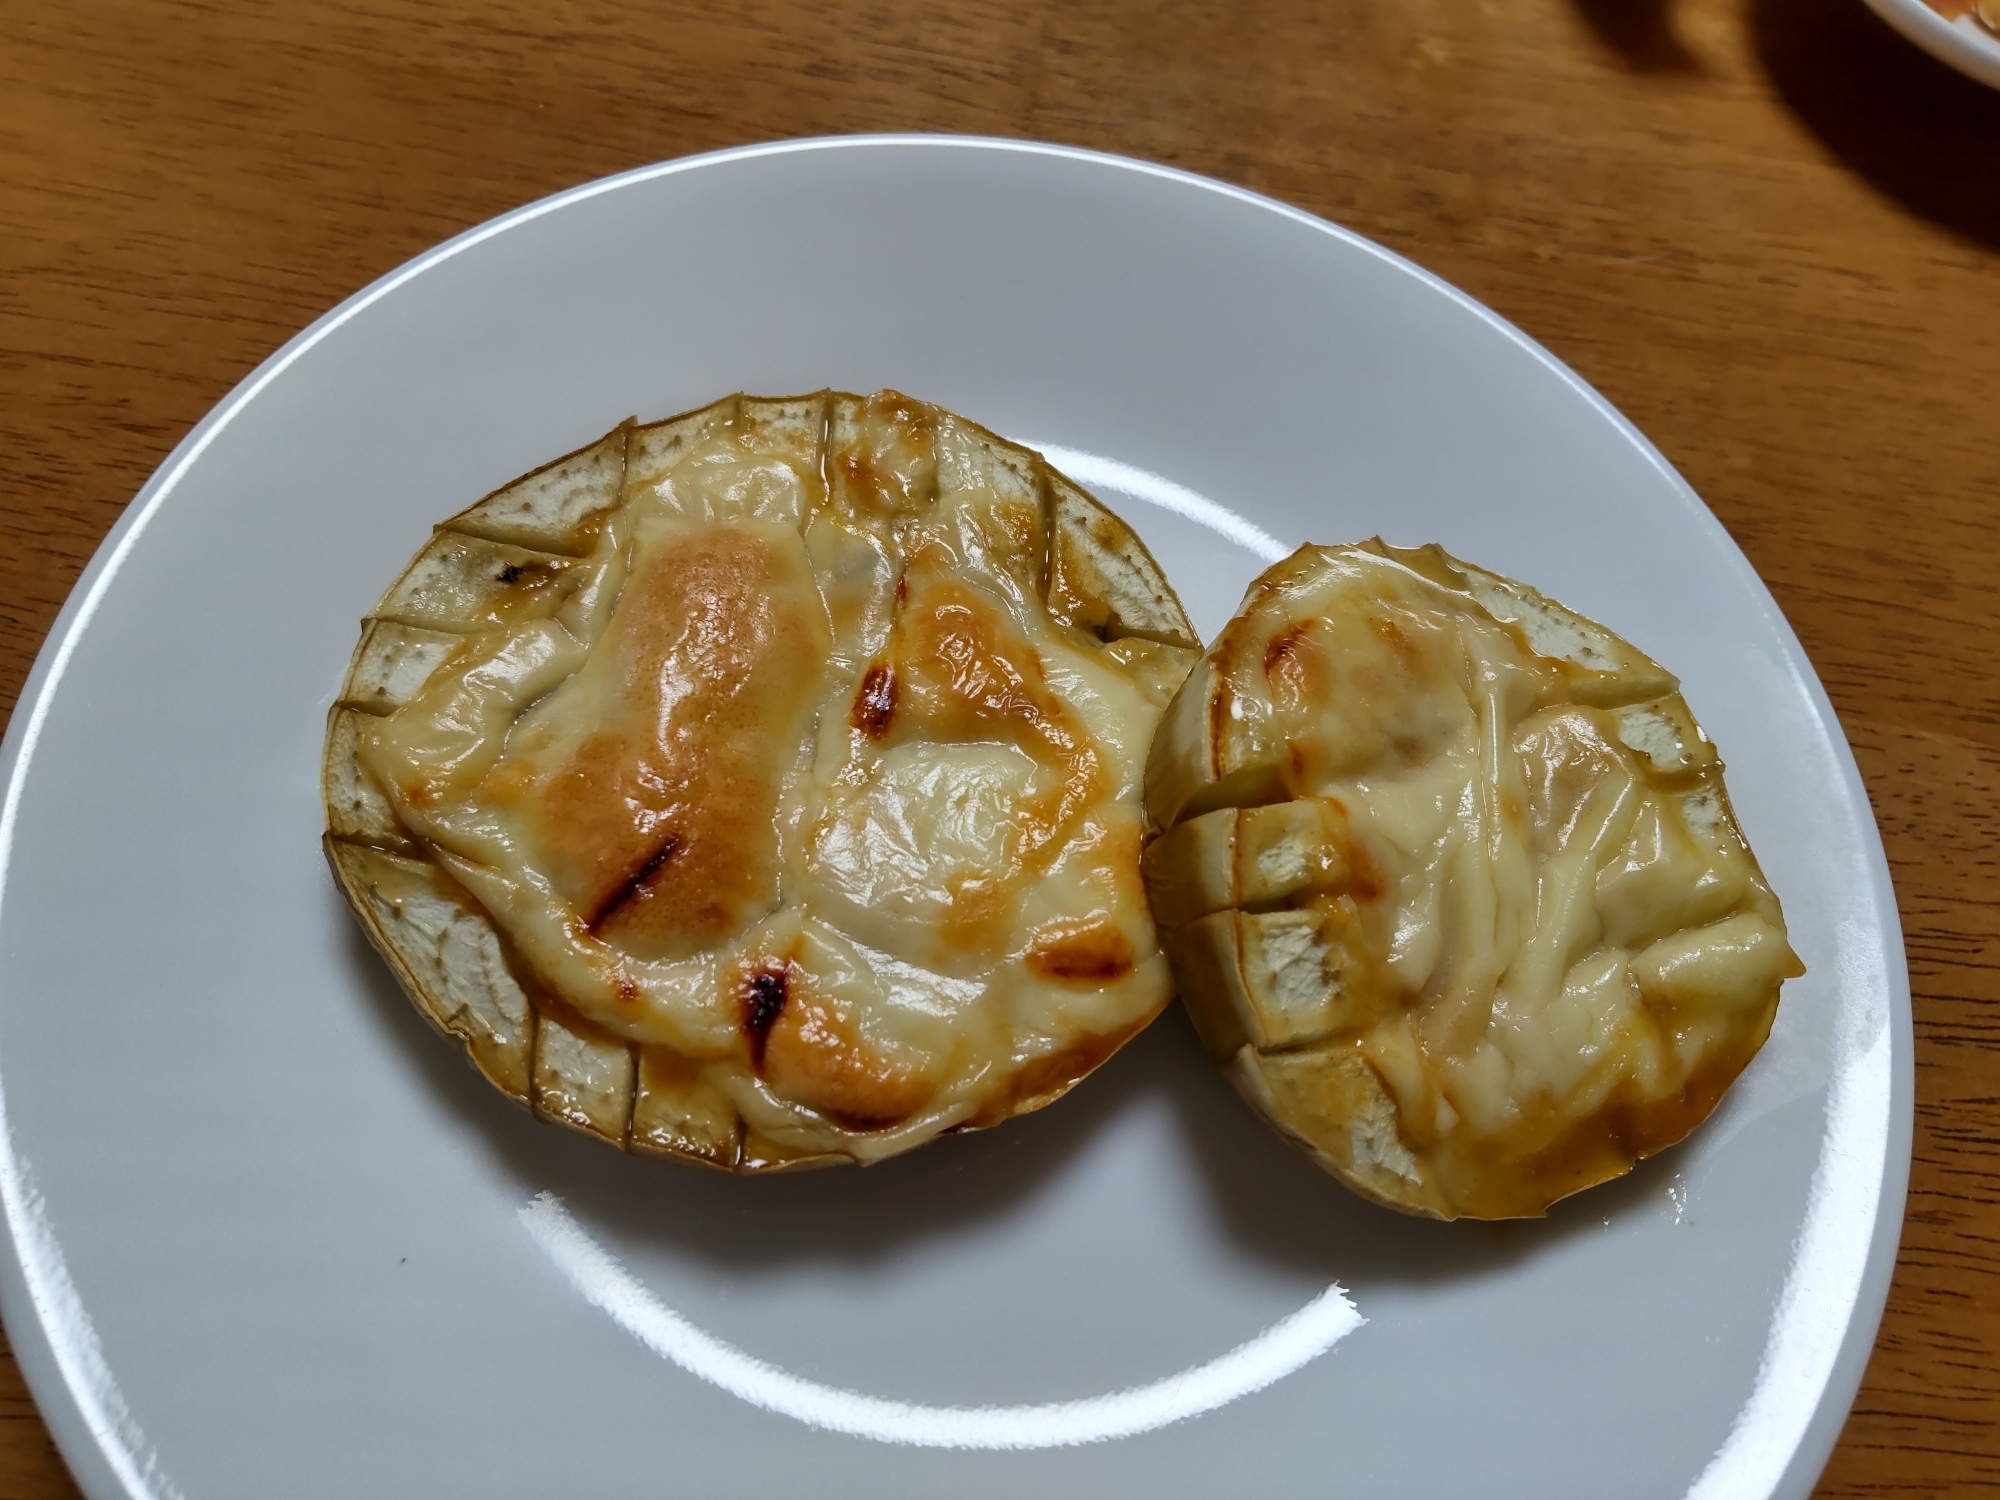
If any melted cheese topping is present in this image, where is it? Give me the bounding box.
[1145,542,1801,1218]
[355,394,1187,1161]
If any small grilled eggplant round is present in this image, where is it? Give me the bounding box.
[1143,540,1801,1219]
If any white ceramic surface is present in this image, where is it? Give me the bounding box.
[0,137,1912,1500]
[1862,0,2000,87]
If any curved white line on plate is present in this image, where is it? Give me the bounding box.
[0,1154,183,1500]
[1027,443,1291,564]
[521,1192,1362,1449]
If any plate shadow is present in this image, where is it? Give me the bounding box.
[1569,0,1707,73]
[339,895,1687,1290]
[1750,0,2000,250]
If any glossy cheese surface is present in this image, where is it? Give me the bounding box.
[328,392,1199,1168]
[1144,541,1801,1219]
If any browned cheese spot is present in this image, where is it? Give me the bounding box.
[1025,918,1137,983]
[930,874,1011,959]
[1344,841,1387,904]
[404,777,445,811]
[754,972,936,1130]
[1367,612,1420,664]
[1262,619,1329,712]
[836,452,872,495]
[529,523,833,961]
[1318,797,1386,904]
[834,391,936,514]
[851,663,897,739]
[980,497,1044,576]
[887,562,1101,873]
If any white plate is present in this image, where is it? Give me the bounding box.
[1863,0,2000,87]
[0,137,1910,1500]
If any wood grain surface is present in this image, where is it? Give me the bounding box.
[2,0,1996,1493]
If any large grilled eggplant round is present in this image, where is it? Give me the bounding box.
[325,391,1199,1171]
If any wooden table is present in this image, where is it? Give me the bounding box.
[2,0,1996,1492]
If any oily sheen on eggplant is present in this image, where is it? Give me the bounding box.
[1142,540,1802,1220]
[324,391,1199,1171]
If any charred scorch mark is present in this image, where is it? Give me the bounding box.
[851,664,897,738]
[496,559,557,586]
[741,966,789,1070]
[585,835,682,934]
[1263,623,1309,676]
[1025,922,1136,983]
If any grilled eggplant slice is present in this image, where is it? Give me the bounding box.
[326,391,1199,1171]
[1143,540,1801,1219]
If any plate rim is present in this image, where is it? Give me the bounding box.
[1860,0,2000,87]
[0,133,1915,1500]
